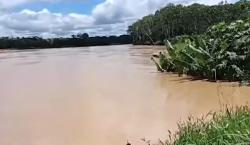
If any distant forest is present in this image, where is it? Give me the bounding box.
[0,34,132,49]
[1,1,249,49]
[128,1,250,45]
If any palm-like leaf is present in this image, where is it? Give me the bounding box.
[152,18,250,82]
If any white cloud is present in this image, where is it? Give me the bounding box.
[0,0,235,37]
[91,0,223,25]
[0,8,94,37]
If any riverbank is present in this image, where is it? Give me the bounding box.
[152,17,250,84]
[0,34,132,49]
[166,106,250,145]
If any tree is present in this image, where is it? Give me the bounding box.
[128,2,250,45]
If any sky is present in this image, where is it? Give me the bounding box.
[0,0,238,38]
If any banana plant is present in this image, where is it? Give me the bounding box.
[152,18,250,82]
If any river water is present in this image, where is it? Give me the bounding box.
[0,45,249,145]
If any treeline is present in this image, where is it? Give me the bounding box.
[128,1,250,45]
[0,34,132,49]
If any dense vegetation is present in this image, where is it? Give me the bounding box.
[128,2,250,45]
[165,106,250,145]
[152,18,250,82]
[0,34,132,49]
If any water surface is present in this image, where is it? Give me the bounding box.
[0,45,250,145]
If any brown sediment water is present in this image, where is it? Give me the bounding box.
[0,45,249,145]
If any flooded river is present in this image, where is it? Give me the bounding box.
[0,45,249,145]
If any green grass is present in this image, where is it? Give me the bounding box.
[166,106,250,145]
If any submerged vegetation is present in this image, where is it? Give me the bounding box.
[137,1,250,144]
[165,106,250,145]
[152,18,250,82]
[142,0,250,83]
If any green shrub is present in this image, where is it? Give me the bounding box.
[153,18,250,82]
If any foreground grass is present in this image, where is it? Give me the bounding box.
[166,106,250,145]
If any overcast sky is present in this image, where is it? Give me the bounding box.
[0,0,238,38]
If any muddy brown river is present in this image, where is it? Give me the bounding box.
[0,45,249,145]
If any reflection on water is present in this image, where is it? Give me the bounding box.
[0,45,249,145]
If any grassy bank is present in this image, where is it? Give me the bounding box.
[165,106,250,145]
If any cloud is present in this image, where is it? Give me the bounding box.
[92,0,173,25]
[0,0,235,37]
[91,0,216,25]
[0,9,94,37]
